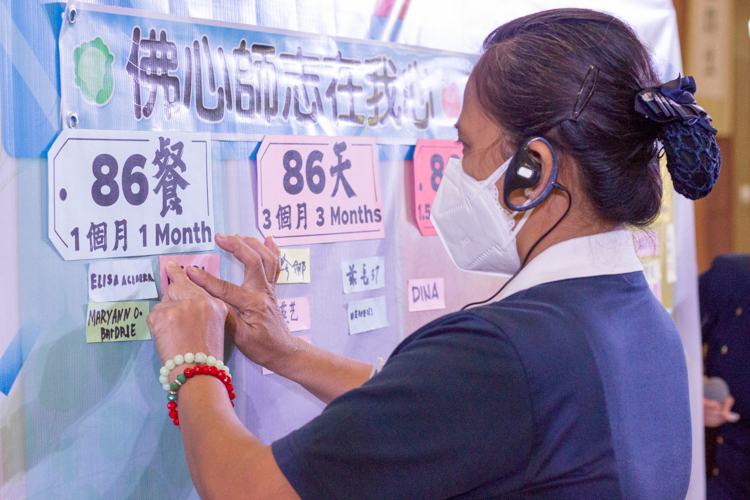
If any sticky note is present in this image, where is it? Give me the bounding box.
[277,296,311,332]
[407,278,446,312]
[341,256,385,293]
[634,231,659,258]
[88,258,158,302]
[277,248,310,284]
[347,296,388,335]
[160,254,220,294]
[263,334,312,375]
[85,301,151,343]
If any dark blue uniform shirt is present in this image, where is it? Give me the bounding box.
[273,270,692,499]
[700,254,750,499]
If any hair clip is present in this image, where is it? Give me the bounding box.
[634,75,717,135]
[571,65,599,121]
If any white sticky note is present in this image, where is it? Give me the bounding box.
[277,248,310,284]
[347,296,388,335]
[407,278,446,312]
[341,256,385,293]
[88,258,158,302]
[263,334,312,375]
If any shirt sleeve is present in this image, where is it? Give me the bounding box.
[271,312,534,499]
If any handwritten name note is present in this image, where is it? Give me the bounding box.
[263,334,312,375]
[407,278,446,312]
[277,296,311,332]
[347,296,388,335]
[159,254,221,294]
[85,301,151,343]
[88,258,158,302]
[341,256,385,293]
[277,248,310,284]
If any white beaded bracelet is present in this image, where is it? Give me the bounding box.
[158,352,230,391]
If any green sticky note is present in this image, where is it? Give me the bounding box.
[85,301,151,343]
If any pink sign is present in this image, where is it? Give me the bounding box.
[413,139,463,236]
[407,277,446,312]
[159,253,221,294]
[277,296,311,332]
[256,135,384,245]
[263,334,312,375]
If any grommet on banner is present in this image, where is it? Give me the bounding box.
[66,113,78,129]
[67,7,77,24]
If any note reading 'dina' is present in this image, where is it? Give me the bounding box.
[407,278,445,312]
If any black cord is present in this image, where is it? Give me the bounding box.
[460,183,572,311]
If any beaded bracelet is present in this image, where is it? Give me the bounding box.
[157,352,230,391]
[167,365,235,426]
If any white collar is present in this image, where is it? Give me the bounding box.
[498,228,643,301]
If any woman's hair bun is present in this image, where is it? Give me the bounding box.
[634,76,721,200]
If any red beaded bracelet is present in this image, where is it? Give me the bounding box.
[167,365,236,427]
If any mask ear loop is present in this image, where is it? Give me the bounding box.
[460,183,572,311]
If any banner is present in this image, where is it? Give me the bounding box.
[59,2,474,145]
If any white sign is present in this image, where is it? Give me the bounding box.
[88,258,158,303]
[341,256,385,293]
[48,129,214,261]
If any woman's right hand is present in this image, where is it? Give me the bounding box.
[186,233,302,372]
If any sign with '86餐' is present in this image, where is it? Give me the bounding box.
[48,129,214,261]
[58,2,473,143]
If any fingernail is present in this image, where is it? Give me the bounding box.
[166,260,177,267]
[215,233,225,241]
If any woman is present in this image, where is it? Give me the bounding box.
[147,9,719,499]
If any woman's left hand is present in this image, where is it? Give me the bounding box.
[147,260,228,367]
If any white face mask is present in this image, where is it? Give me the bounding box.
[430,156,533,277]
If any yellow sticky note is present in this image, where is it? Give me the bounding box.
[277,248,311,284]
[85,301,151,343]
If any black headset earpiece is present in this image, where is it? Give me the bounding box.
[503,137,559,211]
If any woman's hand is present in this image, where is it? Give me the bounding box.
[186,234,301,373]
[147,261,228,367]
[703,396,740,427]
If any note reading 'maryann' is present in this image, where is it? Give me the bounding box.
[341,256,385,294]
[347,296,388,335]
[159,254,221,294]
[85,301,151,343]
[88,258,158,303]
